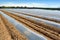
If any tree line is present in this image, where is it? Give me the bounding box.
[0,6,60,10]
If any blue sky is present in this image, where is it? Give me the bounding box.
[0,0,60,8]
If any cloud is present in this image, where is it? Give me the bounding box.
[0,2,60,8]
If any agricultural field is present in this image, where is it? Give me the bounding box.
[0,9,60,40]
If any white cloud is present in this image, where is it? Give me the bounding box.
[0,2,60,8]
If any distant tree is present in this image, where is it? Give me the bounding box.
[2,6,6,8]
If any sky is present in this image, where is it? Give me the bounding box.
[0,0,60,8]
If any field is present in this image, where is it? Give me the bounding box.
[0,9,60,40]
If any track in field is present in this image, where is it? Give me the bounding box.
[0,10,60,40]
[0,14,28,40]
[7,10,60,23]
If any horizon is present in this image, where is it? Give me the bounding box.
[0,0,60,8]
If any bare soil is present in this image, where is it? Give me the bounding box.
[0,10,60,40]
[0,14,28,40]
